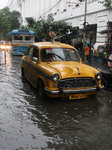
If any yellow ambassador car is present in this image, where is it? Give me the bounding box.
[21,42,104,100]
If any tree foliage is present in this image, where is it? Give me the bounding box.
[24,14,78,43]
[104,0,112,8]
[0,7,20,40]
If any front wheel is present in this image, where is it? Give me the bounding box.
[37,79,45,97]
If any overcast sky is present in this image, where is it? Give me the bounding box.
[0,0,8,9]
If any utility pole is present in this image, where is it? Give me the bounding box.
[84,0,87,27]
[83,0,87,61]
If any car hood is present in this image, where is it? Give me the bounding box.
[45,61,99,79]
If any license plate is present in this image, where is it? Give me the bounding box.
[69,93,88,100]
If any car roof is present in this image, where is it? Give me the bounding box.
[31,42,75,49]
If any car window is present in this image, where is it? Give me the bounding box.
[27,46,38,59]
[32,47,38,58]
[27,47,34,58]
[41,48,80,62]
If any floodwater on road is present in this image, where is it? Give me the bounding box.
[0,52,112,150]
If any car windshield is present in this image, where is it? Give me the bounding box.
[41,48,80,62]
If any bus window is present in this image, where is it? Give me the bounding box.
[25,35,34,41]
[14,35,22,40]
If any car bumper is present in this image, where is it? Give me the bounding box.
[45,86,104,95]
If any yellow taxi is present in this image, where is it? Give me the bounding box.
[21,42,104,100]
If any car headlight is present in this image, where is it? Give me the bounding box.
[51,73,60,82]
[1,45,5,49]
[6,45,11,49]
[95,72,102,80]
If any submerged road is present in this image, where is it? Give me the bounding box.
[0,52,112,150]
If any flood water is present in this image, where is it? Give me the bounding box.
[0,52,112,150]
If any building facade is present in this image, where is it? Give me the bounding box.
[7,0,112,46]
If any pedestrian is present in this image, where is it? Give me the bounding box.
[108,52,112,72]
[84,43,91,62]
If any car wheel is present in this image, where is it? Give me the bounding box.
[37,79,45,97]
[21,67,25,77]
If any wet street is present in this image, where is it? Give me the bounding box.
[0,52,112,150]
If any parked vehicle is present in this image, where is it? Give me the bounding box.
[21,42,104,100]
[7,29,35,55]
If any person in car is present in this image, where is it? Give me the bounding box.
[46,53,56,61]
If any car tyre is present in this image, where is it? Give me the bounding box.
[37,79,45,97]
[21,67,25,78]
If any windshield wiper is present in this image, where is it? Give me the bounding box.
[53,54,65,61]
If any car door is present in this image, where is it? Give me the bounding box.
[30,46,39,86]
[24,46,34,81]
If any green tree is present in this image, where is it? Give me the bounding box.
[25,17,36,28]
[25,14,78,42]
[0,7,20,40]
[104,0,112,8]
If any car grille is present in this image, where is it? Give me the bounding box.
[58,77,96,88]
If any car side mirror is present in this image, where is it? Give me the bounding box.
[32,57,38,64]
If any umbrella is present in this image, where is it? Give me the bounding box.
[85,41,94,48]
[99,29,112,34]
